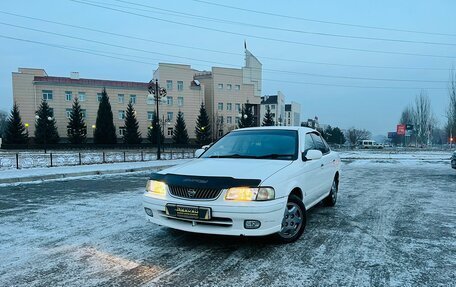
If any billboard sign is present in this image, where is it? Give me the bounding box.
[397,124,406,135]
[388,132,397,139]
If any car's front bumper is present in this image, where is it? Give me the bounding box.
[143,193,287,236]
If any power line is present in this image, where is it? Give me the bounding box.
[0,10,450,71]
[0,21,449,83]
[111,0,456,47]
[0,34,447,90]
[192,0,456,38]
[68,0,456,59]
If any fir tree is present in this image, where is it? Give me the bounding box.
[35,100,59,144]
[195,103,211,145]
[262,106,275,126]
[147,114,164,144]
[173,111,189,144]
[67,97,87,144]
[3,102,28,144]
[238,104,254,128]
[123,100,142,144]
[94,88,117,144]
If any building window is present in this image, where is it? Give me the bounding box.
[271,104,276,110]
[166,80,173,90]
[177,81,183,91]
[78,92,86,101]
[227,116,232,124]
[42,90,53,101]
[235,85,240,90]
[218,116,224,124]
[130,95,136,104]
[147,111,155,121]
[218,83,223,89]
[147,95,154,105]
[227,103,232,111]
[118,110,125,120]
[227,84,232,90]
[218,102,223,111]
[236,116,240,124]
[65,91,72,102]
[49,108,54,117]
[167,127,173,136]
[235,103,241,112]
[167,112,173,121]
[119,126,126,136]
[167,96,173,106]
[218,129,223,137]
[97,93,102,102]
[177,96,184,107]
[81,109,86,119]
[288,119,291,125]
[66,108,72,119]
[118,94,124,104]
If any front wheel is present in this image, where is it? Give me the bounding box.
[273,195,306,243]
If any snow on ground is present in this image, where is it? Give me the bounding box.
[0,159,190,185]
[0,153,455,286]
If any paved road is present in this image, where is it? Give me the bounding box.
[0,160,455,286]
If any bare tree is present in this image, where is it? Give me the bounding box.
[399,105,414,125]
[0,110,7,138]
[345,128,371,147]
[447,68,456,143]
[413,91,434,145]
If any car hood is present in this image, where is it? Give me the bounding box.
[160,158,293,182]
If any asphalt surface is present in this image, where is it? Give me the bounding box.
[0,159,455,286]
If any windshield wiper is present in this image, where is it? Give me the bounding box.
[209,154,258,159]
[256,154,294,159]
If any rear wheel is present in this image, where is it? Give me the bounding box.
[324,177,338,207]
[273,195,306,243]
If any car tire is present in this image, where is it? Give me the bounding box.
[273,195,306,243]
[324,177,338,207]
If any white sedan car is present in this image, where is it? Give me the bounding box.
[143,127,341,243]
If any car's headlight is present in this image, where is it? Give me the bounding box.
[225,187,275,201]
[146,180,167,196]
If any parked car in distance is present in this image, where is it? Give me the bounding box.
[143,127,341,243]
[451,151,456,169]
[357,140,383,149]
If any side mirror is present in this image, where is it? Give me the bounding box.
[302,149,323,161]
[194,148,205,158]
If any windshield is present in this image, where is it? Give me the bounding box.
[201,129,298,160]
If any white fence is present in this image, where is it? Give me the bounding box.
[0,150,195,170]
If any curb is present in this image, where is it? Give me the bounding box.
[0,163,176,184]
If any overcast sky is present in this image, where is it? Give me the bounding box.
[1,0,455,136]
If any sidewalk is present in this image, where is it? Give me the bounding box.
[0,159,190,184]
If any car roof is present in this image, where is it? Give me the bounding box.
[232,126,317,133]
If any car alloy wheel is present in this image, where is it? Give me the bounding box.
[274,195,306,243]
[324,177,338,207]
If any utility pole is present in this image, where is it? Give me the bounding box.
[148,79,167,160]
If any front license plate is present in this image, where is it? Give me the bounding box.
[165,204,212,220]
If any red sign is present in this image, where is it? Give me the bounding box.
[397,124,406,135]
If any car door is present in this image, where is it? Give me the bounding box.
[310,133,334,196]
[301,132,325,206]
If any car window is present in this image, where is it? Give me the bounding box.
[202,130,298,160]
[304,133,317,152]
[310,133,330,154]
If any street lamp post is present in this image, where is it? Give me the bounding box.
[148,79,167,160]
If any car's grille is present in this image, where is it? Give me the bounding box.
[168,186,222,199]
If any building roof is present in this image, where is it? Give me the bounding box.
[261,95,278,105]
[33,76,150,89]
